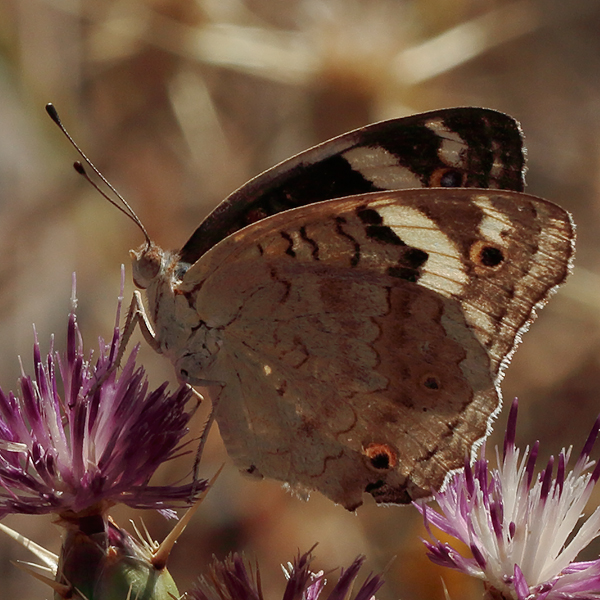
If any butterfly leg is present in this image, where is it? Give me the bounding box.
[89,291,161,392]
[91,291,163,396]
[117,290,161,362]
[120,295,217,493]
[191,383,223,496]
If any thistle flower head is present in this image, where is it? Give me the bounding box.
[418,399,600,600]
[0,281,205,519]
[188,549,384,600]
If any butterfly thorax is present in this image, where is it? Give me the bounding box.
[130,242,223,380]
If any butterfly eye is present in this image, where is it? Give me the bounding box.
[130,244,163,289]
[429,167,464,187]
[469,240,505,268]
[363,443,397,471]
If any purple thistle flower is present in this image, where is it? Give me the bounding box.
[188,549,384,600]
[0,282,205,519]
[417,399,600,599]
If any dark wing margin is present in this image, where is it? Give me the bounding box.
[180,107,525,265]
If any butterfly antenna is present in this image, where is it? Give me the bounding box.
[45,103,152,250]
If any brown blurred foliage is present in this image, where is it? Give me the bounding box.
[2,0,600,598]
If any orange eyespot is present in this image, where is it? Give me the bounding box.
[364,443,397,470]
[429,167,464,187]
[469,240,505,268]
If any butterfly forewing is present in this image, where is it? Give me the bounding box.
[175,189,573,510]
[180,108,525,264]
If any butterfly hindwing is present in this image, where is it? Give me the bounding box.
[174,189,573,509]
[180,107,525,265]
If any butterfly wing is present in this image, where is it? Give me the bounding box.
[180,108,525,264]
[176,189,574,509]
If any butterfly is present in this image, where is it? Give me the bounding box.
[48,105,575,510]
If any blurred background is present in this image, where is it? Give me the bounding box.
[1,0,600,597]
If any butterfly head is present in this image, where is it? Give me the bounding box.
[130,242,177,289]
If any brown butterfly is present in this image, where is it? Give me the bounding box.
[49,106,575,510]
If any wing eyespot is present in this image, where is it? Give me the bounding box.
[430,167,464,187]
[420,374,441,391]
[470,240,505,268]
[364,443,397,471]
